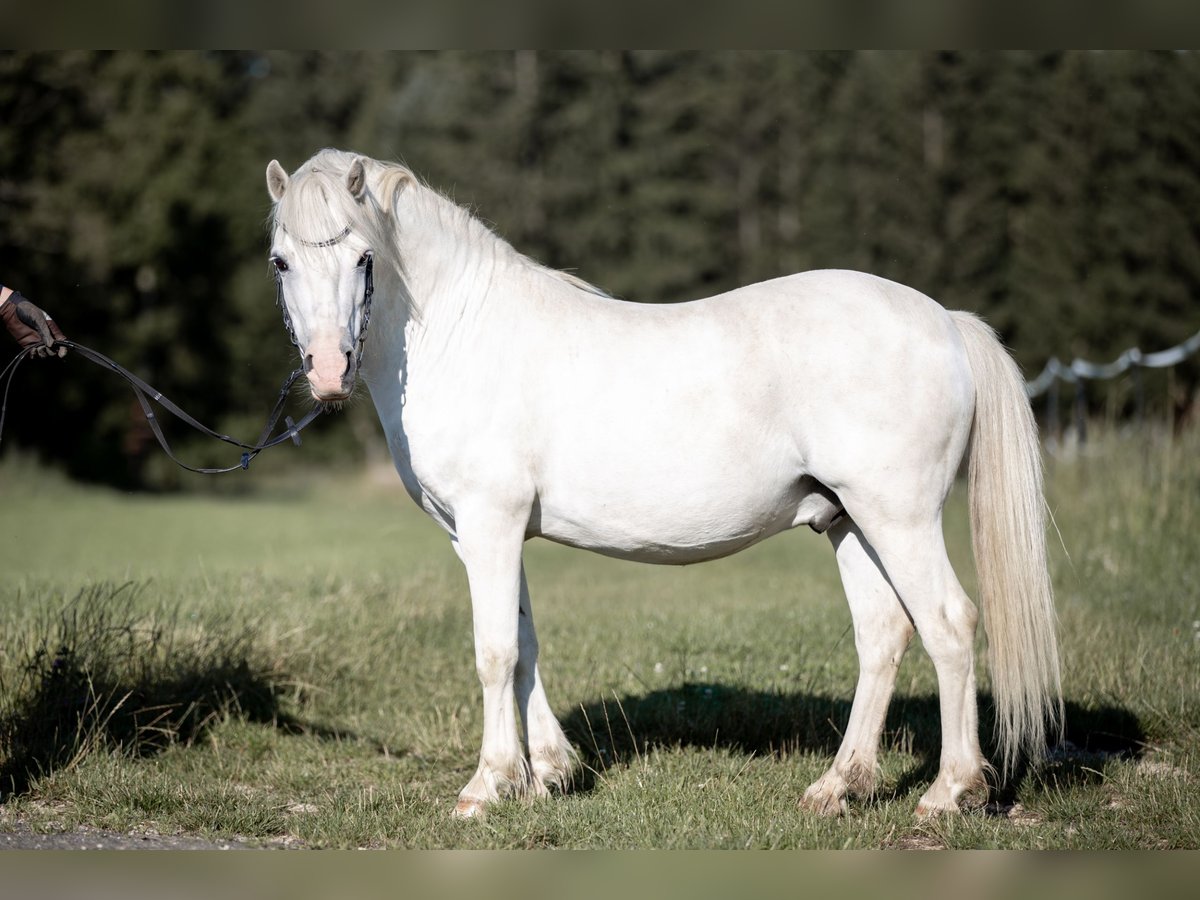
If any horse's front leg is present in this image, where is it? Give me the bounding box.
[451,504,535,818]
[515,564,576,795]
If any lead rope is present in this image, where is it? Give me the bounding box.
[0,262,374,474]
[0,340,317,474]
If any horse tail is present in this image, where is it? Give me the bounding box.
[950,310,1063,776]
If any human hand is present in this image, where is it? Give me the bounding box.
[1,292,68,358]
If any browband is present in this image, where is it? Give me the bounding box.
[279,221,353,248]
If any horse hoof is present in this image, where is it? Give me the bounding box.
[453,797,488,819]
[915,800,956,819]
[799,790,847,818]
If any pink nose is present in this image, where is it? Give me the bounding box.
[304,345,354,400]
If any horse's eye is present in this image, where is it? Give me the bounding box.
[271,256,289,273]
[357,251,372,268]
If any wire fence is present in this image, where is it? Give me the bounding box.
[1024,326,1200,442]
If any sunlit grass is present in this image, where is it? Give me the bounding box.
[0,424,1197,848]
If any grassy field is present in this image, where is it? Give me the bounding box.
[0,424,1197,849]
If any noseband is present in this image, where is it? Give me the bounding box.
[275,223,375,371]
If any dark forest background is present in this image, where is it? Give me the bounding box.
[2,51,1198,488]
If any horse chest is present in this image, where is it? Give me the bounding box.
[373,377,528,528]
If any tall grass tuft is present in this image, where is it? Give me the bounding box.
[0,582,287,798]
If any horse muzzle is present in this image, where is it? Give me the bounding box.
[304,340,356,402]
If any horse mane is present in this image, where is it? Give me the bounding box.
[271,149,612,300]
[533,265,612,299]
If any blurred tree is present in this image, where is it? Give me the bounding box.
[1081,52,1200,363]
[928,51,1048,333]
[1,51,265,486]
[1007,51,1094,372]
[803,52,939,290]
[1,51,1197,488]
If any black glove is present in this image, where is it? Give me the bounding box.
[1,292,67,358]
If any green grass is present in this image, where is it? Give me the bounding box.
[0,425,1197,849]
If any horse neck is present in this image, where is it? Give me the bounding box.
[388,186,533,352]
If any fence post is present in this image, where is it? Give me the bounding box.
[1046,380,1060,447]
[1073,378,1087,444]
[1025,327,1197,439]
[1133,365,1145,424]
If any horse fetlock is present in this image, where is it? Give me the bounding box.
[530,738,578,794]
[841,760,878,798]
[483,750,534,794]
[915,766,989,817]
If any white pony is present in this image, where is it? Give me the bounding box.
[265,149,1062,819]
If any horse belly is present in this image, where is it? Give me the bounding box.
[534,465,804,565]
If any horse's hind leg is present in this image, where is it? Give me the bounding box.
[851,509,990,816]
[515,564,576,794]
[801,517,914,816]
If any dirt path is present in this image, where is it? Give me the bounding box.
[0,823,250,850]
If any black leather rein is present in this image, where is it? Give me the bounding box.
[0,253,373,475]
[0,340,319,474]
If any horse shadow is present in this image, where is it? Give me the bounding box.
[560,682,1146,804]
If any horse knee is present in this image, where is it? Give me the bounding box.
[854,615,914,673]
[476,644,519,686]
[919,608,977,669]
[938,598,978,647]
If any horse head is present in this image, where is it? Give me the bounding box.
[265,153,377,403]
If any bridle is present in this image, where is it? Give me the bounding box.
[0,227,375,476]
[275,222,375,372]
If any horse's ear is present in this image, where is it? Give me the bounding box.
[266,160,289,202]
[346,157,367,201]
